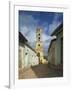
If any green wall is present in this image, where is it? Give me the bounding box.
[55,29,63,65]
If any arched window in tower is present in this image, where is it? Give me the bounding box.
[37,52,40,57]
[38,33,40,36]
[38,44,40,46]
[38,37,40,40]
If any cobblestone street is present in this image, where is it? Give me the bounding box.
[19,64,63,79]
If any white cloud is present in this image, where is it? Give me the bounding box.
[49,21,61,35]
[20,26,29,36]
[20,14,38,45]
[27,28,36,42]
[48,13,62,35]
[19,12,62,55]
[42,32,56,42]
[42,33,50,41]
[20,14,39,28]
[43,41,51,55]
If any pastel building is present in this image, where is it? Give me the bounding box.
[19,32,39,69]
[48,23,63,66]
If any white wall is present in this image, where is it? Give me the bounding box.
[23,45,39,67]
[19,46,25,68]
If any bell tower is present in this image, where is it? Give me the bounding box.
[35,27,45,64]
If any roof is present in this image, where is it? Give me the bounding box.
[51,23,63,36]
[25,42,37,53]
[19,32,28,43]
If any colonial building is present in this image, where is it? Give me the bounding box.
[48,23,63,67]
[19,32,39,69]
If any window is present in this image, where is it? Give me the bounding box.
[38,37,40,40]
[38,44,40,46]
[37,52,40,57]
[25,53,28,55]
[38,34,40,36]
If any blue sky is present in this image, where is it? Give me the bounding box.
[19,10,63,55]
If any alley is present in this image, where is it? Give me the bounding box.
[19,64,63,79]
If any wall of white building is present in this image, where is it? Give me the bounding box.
[19,43,39,69]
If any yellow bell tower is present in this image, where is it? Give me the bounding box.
[35,27,46,64]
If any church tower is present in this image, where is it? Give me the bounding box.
[35,27,46,64]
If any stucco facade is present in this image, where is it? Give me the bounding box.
[48,23,63,66]
[19,32,39,69]
[55,30,63,65]
[48,40,56,65]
